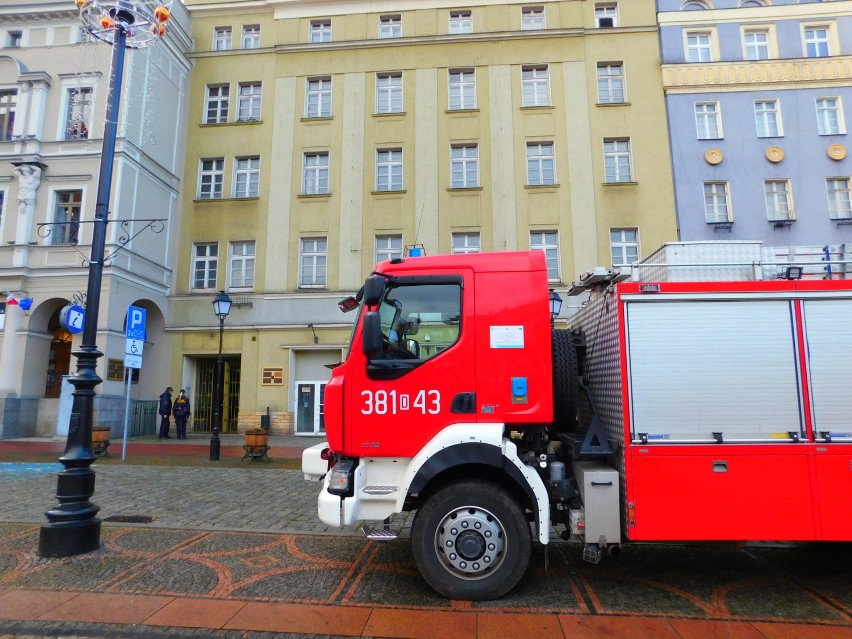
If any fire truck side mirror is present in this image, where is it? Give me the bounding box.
[362,311,383,359]
[363,275,385,306]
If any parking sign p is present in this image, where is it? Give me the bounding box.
[126,306,146,340]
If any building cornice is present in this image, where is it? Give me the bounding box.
[663,56,852,94]
[658,2,852,27]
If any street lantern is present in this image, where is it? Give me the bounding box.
[549,289,563,326]
[209,291,232,461]
[38,0,173,559]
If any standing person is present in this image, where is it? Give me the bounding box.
[172,389,191,440]
[158,387,173,439]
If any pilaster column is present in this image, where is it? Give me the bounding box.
[0,295,26,395]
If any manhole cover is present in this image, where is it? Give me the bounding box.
[103,515,154,523]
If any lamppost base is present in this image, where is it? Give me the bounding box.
[38,519,102,558]
[210,437,220,461]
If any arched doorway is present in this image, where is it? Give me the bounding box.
[45,309,72,398]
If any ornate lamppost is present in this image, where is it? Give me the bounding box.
[549,288,563,326]
[209,291,232,461]
[38,0,173,558]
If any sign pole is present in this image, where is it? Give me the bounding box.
[121,365,132,460]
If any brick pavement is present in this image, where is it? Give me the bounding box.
[0,438,850,638]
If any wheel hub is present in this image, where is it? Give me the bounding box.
[435,506,505,580]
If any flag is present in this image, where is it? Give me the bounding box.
[19,298,33,311]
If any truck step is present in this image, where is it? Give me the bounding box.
[361,524,400,541]
[363,485,398,495]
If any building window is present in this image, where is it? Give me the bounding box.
[8,31,23,48]
[521,6,545,31]
[242,25,260,49]
[527,142,556,186]
[379,15,402,39]
[213,27,232,51]
[300,237,327,287]
[744,29,769,60]
[686,31,712,63]
[0,90,15,141]
[303,152,329,195]
[237,83,261,121]
[376,149,403,192]
[452,232,480,254]
[229,241,256,289]
[234,157,260,198]
[198,158,224,199]
[530,230,559,281]
[192,243,218,290]
[804,27,829,58]
[522,65,550,107]
[52,190,82,245]
[816,97,843,135]
[310,19,332,43]
[694,102,721,140]
[610,228,638,268]
[450,10,473,34]
[448,69,476,110]
[704,182,732,223]
[305,77,332,118]
[450,144,479,189]
[376,72,403,114]
[375,235,403,264]
[597,63,625,104]
[603,138,633,183]
[754,99,781,137]
[65,87,93,140]
[595,4,617,28]
[204,84,229,124]
[764,180,794,222]
[827,178,852,220]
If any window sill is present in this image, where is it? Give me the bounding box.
[200,120,263,127]
[301,116,333,122]
[525,183,560,190]
[373,111,406,117]
[371,189,407,195]
[445,108,480,114]
[193,197,259,203]
[771,219,795,228]
[597,101,631,107]
[298,285,328,290]
[708,222,734,231]
[447,186,483,192]
[834,218,852,225]
[520,105,554,111]
[298,192,332,199]
[602,181,637,186]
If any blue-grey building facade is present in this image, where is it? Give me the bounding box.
[659,0,852,248]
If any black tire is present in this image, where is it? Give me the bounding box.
[411,480,531,601]
[551,329,579,432]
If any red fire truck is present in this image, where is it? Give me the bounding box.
[302,250,852,600]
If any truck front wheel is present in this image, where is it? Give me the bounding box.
[411,480,531,600]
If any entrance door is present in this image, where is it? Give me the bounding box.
[294,381,326,434]
[195,357,241,433]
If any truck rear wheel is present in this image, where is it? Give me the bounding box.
[551,329,579,432]
[411,480,531,601]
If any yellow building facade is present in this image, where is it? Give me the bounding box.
[177,0,677,435]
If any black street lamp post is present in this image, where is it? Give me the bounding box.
[38,1,172,558]
[209,291,232,461]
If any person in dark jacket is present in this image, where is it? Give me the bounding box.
[172,389,191,440]
[158,387,173,439]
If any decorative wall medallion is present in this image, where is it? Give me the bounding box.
[828,144,847,161]
[704,148,723,165]
[765,146,784,163]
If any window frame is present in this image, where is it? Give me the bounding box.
[198,158,225,200]
[764,179,794,222]
[192,242,219,290]
[521,65,550,108]
[743,28,770,61]
[449,10,473,35]
[603,138,633,183]
[530,230,560,281]
[302,152,330,195]
[595,3,618,28]
[826,178,852,220]
[64,86,94,141]
[228,240,256,290]
[596,62,626,104]
[803,25,831,58]
[213,26,232,51]
[526,142,556,186]
[233,156,260,199]
[51,189,83,245]
[375,234,403,264]
[754,99,782,138]
[379,15,402,39]
[609,228,639,268]
[450,144,479,189]
[237,82,262,122]
[305,76,332,119]
[241,24,260,49]
[703,181,732,223]
[694,101,722,140]
[521,6,545,31]
[204,84,229,124]
[310,19,332,43]
[0,89,15,142]
[448,68,476,111]
[815,97,844,136]
[376,148,404,192]
[376,72,403,114]
[451,232,481,254]
[685,30,715,63]
[299,237,328,288]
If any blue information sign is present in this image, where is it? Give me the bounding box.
[60,304,86,334]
